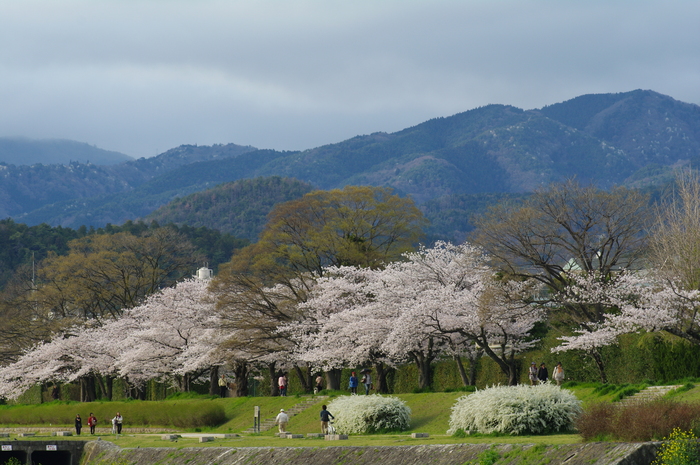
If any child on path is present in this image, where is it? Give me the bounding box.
[320,405,335,435]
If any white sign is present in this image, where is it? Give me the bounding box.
[46,445,58,451]
[1,445,12,451]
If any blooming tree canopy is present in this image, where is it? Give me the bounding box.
[553,270,700,354]
[0,277,221,400]
[289,242,543,387]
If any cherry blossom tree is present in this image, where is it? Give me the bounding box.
[552,271,700,359]
[290,242,543,387]
[115,279,220,393]
[0,277,223,401]
[472,180,650,382]
[287,266,401,392]
[393,242,542,386]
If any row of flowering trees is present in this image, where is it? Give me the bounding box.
[0,241,546,399]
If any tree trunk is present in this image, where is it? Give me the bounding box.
[373,362,392,394]
[590,349,608,383]
[325,368,342,391]
[413,352,435,390]
[233,361,249,397]
[468,350,482,386]
[134,384,147,400]
[477,335,520,386]
[209,366,219,396]
[80,376,97,402]
[124,378,147,400]
[268,362,279,396]
[454,354,469,386]
[506,359,520,386]
[294,363,313,393]
[94,376,114,400]
[105,376,113,401]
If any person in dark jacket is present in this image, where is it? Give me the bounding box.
[538,363,549,383]
[320,405,335,434]
[75,414,82,435]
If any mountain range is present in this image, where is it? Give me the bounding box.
[2,89,699,241]
[0,137,133,166]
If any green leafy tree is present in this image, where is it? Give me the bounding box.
[37,228,201,320]
[213,185,427,393]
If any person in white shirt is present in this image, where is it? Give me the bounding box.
[275,408,289,433]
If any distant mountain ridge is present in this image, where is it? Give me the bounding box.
[0,137,133,165]
[2,89,699,233]
[1,143,256,219]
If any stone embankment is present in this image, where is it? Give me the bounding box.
[82,440,661,465]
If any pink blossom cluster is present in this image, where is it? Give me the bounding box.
[552,271,700,352]
[0,279,223,399]
[284,241,544,372]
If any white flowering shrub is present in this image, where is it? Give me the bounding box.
[447,383,582,435]
[327,394,411,434]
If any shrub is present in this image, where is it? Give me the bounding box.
[577,399,700,442]
[326,395,411,434]
[653,428,700,465]
[447,383,582,435]
[575,402,618,441]
[612,387,642,402]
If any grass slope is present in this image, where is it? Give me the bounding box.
[1,383,695,449]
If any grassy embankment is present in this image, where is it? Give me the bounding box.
[1,382,696,449]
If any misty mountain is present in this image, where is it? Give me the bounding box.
[1,142,256,219]
[3,89,699,233]
[0,137,133,166]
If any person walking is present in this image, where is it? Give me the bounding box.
[218,374,228,398]
[87,413,97,435]
[314,374,324,394]
[275,408,289,433]
[528,362,538,385]
[554,362,565,386]
[538,363,549,383]
[112,412,123,434]
[361,368,372,394]
[348,371,358,395]
[320,405,335,435]
[74,414,82,436]
[278,372,288,397]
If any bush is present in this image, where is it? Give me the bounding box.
[447,383,582,435]
[326,395,411,434]
[577,399,700,442]
[654,428,700,465]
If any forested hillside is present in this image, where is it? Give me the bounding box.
[0,142,256,220]
[0,219,247,291]
[144,177,316,241]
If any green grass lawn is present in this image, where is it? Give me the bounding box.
[2,383,697,449]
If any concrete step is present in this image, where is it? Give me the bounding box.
[617,385,683,405]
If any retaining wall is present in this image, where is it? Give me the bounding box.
[82,440,661,465]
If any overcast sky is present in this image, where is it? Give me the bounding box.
[1,0,698,158]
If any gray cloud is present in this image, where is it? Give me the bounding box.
[0,0,698,158]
